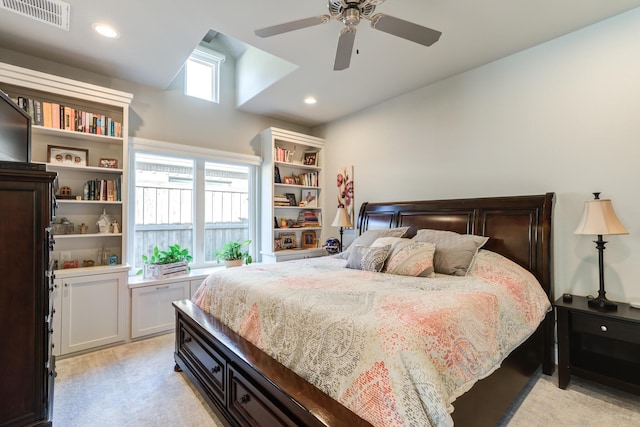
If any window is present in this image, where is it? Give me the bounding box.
[203,161,250,262]
[185,47,225,103]
[128,139,259,271]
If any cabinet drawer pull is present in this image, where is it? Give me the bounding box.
[211,365,221,374]
[239,394,250,404]
[184,336,192,343]
[600,325,608,332]
[156,285,170,290]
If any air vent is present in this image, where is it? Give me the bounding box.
[1,0,70,31]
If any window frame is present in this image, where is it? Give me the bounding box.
[185,46,225,103]
[128,137,260,273]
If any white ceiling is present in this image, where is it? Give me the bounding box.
[1,1,638,127]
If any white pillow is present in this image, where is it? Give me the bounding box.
[412,229,488,276]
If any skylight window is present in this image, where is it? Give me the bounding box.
[185,47,225,103]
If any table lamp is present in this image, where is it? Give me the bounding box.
[331,207,352,252]
[574,192,628,311]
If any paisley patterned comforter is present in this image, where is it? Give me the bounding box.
[192,249,551,427]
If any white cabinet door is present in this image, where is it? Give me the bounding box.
[55,271,128,355]
[131,281,189,339]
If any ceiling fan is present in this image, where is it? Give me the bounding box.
[255,0,442,71]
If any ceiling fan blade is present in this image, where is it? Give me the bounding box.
[370,14,441,46]
[255,15,330,38]
[334,27,356,71]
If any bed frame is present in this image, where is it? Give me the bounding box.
[173,193,555,427]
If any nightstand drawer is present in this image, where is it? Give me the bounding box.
[572,312,640,345]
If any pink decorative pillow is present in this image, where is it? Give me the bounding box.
[383,240,436,277]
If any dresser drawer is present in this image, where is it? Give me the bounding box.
[179,322,226,401]
[228,366,298,427]
[572,312,640,345]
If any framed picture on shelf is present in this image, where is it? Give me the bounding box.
[283,176,296,185]
[279,232,297,249]
[99,158,118,168]
[285,192,297,206]
[48,145,88,167]
[274,237,284,251]
[303,151,318,166]
[301,230,316,249]
[302,189,318,208]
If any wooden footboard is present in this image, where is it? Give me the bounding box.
[174,298,553,427]
[173,299,373,427]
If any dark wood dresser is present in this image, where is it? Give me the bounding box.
[0,166,57,427]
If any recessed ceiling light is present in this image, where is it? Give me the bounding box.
[92,23,120,39]
[304,97,317,105]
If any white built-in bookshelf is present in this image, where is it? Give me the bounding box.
[260,127,326,262]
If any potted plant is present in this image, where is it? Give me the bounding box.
[138,244,192,278]
[214,240,252,268]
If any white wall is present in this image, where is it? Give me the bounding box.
[319,8,640,302]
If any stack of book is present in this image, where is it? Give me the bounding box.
[297,211,321,227]
[274,194,291,206]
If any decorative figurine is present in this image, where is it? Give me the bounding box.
[96,209,112,233]
[80,223,87,234]
[112,220,120,234]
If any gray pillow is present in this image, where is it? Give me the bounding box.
[412,229,488,276]
[338,227,410,260]
[345,245,392,272]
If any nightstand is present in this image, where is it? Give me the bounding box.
[555,295,640,395]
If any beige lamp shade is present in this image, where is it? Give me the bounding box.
[574,198,628,236]
[332,207,352,228]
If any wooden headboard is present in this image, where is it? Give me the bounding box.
[357,193,555,301]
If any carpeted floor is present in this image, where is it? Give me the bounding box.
[53,333,640,426]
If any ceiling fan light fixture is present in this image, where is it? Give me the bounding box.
[92,22,120,39]
[256,0,441,71]
[343,7,361,26]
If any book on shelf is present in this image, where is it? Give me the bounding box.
[33,99,44,125]
[51,103,60,129]
[43,102,52,128]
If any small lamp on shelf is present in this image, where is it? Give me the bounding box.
[331,207,352,252]
[574,192,628,311]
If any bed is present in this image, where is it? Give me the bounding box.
[173,193,555,426]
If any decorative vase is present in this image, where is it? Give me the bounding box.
[224,259,243,268]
